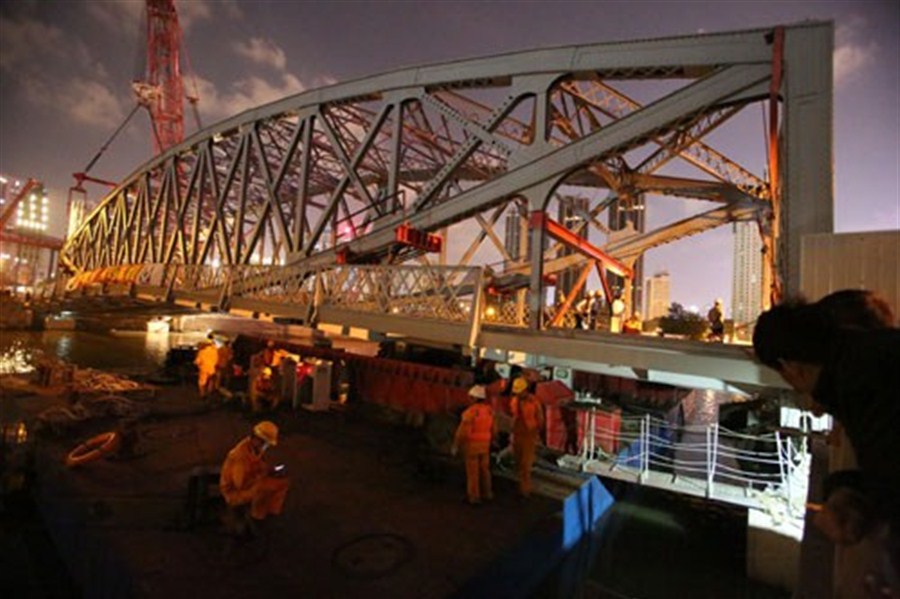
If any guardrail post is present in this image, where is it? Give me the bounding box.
[785,434,794,516]
[775,430,788,508]
[709,422,719,499]
[705,424,713,498]
[639,414,650,481]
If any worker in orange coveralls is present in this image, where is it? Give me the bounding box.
[510,377,544,498]
[451,385,497,505]
[194,336,219,400]
[214,339,234,395]
[220,421,290,532]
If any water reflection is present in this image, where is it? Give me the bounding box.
[0,339,35,374]
[56,334,72,361]
[0,330,207,374]
[145,330,172,366]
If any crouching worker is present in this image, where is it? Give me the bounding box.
[220,421,290,536]
[451,385,496,505]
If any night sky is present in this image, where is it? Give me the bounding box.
[1,0,897,311]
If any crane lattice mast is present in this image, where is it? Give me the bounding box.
[133,0,185,154]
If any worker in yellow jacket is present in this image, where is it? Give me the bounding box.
[510,377,544,498]
[194,336,219,400]
[220,421,290,531]
[452,385,496,505]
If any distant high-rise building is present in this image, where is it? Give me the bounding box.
[732,221,764,328]
[12,182,50,233]
[609,194,646,315]
[644,271,671,320]
[0,174,55,289]
[556,196,589,302]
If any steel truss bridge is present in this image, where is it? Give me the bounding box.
[58,23,833,393]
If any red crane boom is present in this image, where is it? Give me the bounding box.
[132,0,186,154]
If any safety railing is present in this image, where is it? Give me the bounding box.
[318,264,482,324]
[225,265,316,304]
[482,293,581,329]
[65,263,485,324]
[564,410,807,513]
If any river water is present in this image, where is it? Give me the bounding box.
[0,329,208,375]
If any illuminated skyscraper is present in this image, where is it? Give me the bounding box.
[13,183,50,233]
[0,174,55,289]
[644,271,671,320]
[731,221,764,328]
[556,196,589,302]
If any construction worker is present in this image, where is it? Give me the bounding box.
[622,312,643,335]
[219,421,290,535]
[451,385,496,505]
[194,335,219,400]
[708,298,725,341]
[215,339,234,395]
[510,377,544,498]
[250,366,280,413]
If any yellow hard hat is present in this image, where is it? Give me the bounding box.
[253,421,279,446]
[511,377,529,395]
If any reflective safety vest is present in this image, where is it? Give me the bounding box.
[512,396,542,432]
[463,403,494,443]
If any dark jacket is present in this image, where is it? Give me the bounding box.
[813,328,900,526]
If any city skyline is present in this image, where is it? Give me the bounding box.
[0,1,897,310]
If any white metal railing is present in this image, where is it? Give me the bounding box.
[562,410,807,513]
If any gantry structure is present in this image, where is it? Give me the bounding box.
[60,23,833,390]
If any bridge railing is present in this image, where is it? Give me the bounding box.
[318,264,482,324]
[564,411,807,513]
[225,265,317,303]
[482,293,582,329]
[165,264,233,293]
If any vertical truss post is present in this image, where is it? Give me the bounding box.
[216,266,233,311]
[311,269,324,326]
[782,24,834,297]
[468,267,486,348]
[527,210,547,330]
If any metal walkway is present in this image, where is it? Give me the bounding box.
[41,261,786,392]
[554,411,810,513]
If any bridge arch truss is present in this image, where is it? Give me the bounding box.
[62,22,833,327]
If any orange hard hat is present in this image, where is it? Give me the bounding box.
[253,421,279,446]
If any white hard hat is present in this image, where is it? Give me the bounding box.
[468,385,487,399]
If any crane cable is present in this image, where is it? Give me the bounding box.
[181,43,203,132]
[80,103,142,176]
